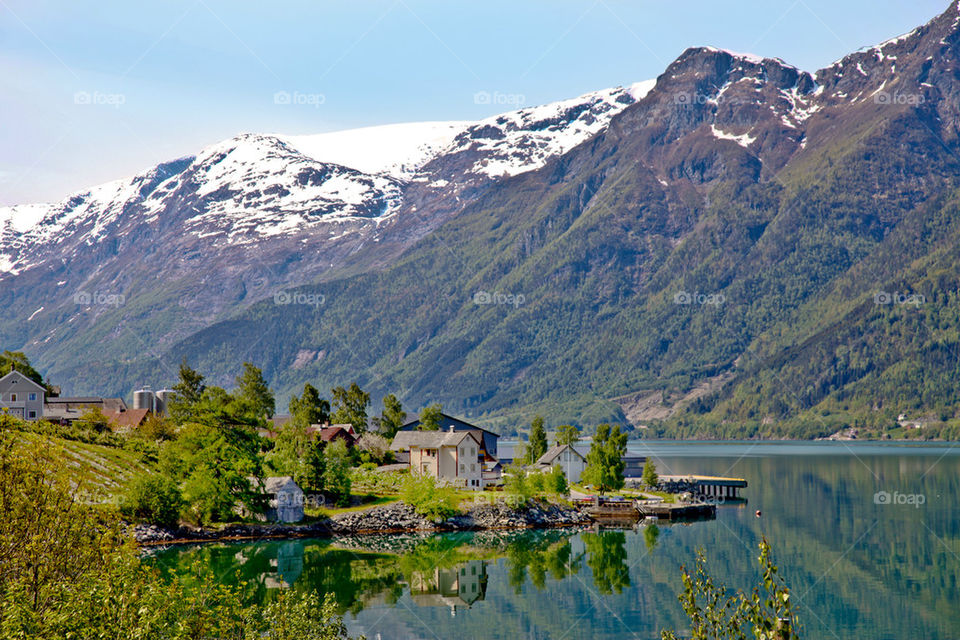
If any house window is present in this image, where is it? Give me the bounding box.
[28,393,37,401]
[27,410,37,419]
[460,464,465,473]
[9,393,17,402]
[471,464,476,472]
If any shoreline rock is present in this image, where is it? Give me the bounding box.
[131,499,593,546]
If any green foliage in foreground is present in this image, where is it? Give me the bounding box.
[0,430,362,640]
[399,474,460,521]
[661,538,799,640]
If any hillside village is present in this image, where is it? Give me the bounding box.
[0,351,706,533]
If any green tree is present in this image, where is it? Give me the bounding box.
[265,422,325,492]
[526,415,548,464]
[330,382,371,433]
[555,424,580,446]
[581,423,627,495]
[119,474,183,528]
[417,403,443,431]
[661,539,799,640]
[168,359,206,424]
[642,457,659,489]
[158,422,263,525]
[378,394,406,438]
[289,383,330,427]
[323,439,352,507]
[235,362,275,421]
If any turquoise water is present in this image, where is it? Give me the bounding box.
[148,443,960,639]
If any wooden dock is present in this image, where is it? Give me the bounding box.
[577,498,716,522]
[636,502,716,521]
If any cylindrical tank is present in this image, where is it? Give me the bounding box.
[133,387,156,412]
[154,389,175,416]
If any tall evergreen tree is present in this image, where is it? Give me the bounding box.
[235,362,275,420]
[641,457,659,489]
[168,359,206,424]
[288,383,330,427]
[526,415,548,464]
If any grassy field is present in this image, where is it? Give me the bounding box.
[14,431,151,500]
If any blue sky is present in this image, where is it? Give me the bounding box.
[0,0,949,205]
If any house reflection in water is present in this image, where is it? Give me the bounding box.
[407,560,488,616]
[263,541,304,589]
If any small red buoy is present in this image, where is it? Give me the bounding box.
[755,510,762,518]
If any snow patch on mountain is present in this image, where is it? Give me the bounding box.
[461,81,656,178]
[276,121,470,179]
[710,124,756,148]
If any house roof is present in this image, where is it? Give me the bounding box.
[391,429,481,451]
[0,370,46,392]
[317,425,357,442]
[45,396,128,412]
[261,476,302,494]
[536,444,586,466]
[105,408,151,430]
[399,412,499,438]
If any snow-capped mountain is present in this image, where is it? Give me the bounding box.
[0,82,658,371]
[0,82,653,278]
[11,0,960,405]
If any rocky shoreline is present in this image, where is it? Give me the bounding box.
[131,499,593,546]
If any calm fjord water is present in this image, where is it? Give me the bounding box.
[149,443,960,639]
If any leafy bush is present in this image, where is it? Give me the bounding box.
[547,465,569,496]
[400,474,460,521]
[503,465,535,506]
[119,474,183,528]
[350,467,407,494]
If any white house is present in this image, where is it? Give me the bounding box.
[391,428,485,490]
[535,444,587,483]
[260,476,305,523]
[0,370,45,421]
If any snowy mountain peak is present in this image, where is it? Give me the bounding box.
[0,79,654,275]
